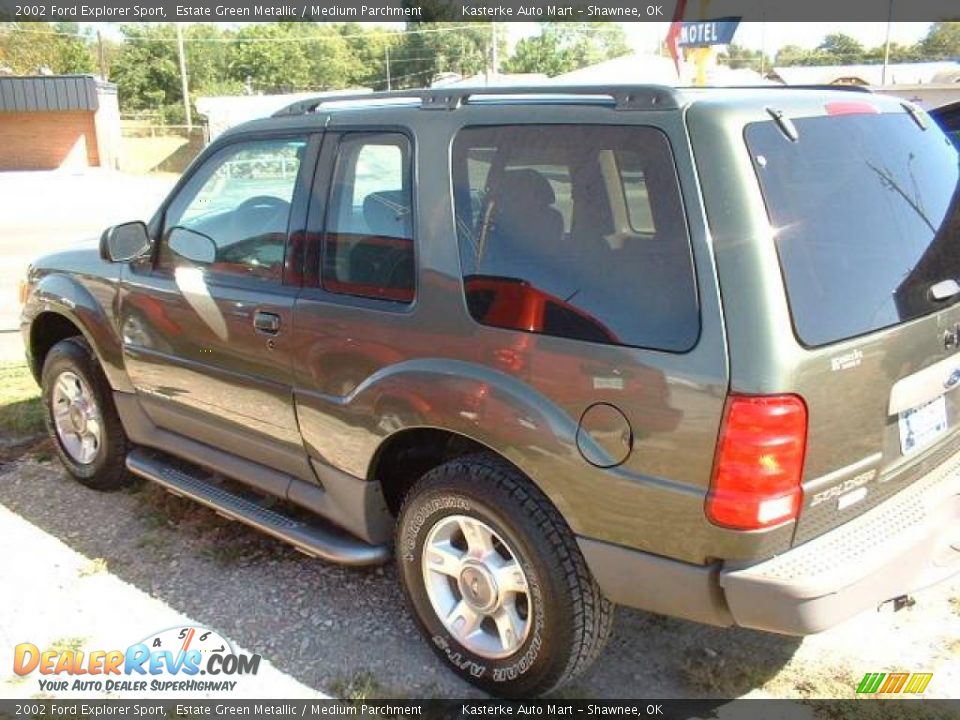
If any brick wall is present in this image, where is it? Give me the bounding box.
[0,110,100,170]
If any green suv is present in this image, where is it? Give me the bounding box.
[20,85,960,696]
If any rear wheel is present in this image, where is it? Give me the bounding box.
[396,453,613,697]
[41,337,133,491]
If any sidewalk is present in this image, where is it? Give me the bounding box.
[0,169,176,332]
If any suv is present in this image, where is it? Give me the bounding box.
[20,85,960,697]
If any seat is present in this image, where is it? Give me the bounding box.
[480,169,565,294]
[363,190,412,239]
[339,190,414,295]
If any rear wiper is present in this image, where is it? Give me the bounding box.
[929,278,960,302]
[902,102,928,131]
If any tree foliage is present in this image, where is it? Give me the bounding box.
[3,21,958,122]
[504,22,629,76]
[391,22,494,88]
[919,21,960,59]
[717,43,765,71]
[0,22,94,74]
[774,22,960,66]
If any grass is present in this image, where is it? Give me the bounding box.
[0,363,44,439]
[78,557,108,578]
[679,650,770,696]
[330,670,398,700]
[199,543,250,566]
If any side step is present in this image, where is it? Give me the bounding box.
[126,449,390,566]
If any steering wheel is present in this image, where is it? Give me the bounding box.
[231,195,290,240]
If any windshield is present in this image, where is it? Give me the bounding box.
[746,111,960,347]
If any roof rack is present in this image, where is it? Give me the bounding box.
[272,83,875,118]
[272,85,682,116]
[678,83,873,93]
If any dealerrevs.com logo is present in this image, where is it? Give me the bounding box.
[13,626,260,693]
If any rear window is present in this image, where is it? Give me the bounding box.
[452,125,699,352]
[747,111,960,347]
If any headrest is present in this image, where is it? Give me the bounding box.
[492,169,556,209]
[363,190,411,238]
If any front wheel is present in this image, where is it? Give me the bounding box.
[396,453,613,697]
[41,337,133,491]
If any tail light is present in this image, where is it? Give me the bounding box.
[18,279,30,305]
[706,394,808,530]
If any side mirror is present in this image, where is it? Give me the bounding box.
[167,227,217,265]
[100,222,150,263]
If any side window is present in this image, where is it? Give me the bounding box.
[452,125,698,352]
[159,137,306,283]
[322,133,414,304]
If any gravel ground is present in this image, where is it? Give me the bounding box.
[0,450,957,701]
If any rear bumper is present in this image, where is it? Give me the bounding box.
[720,447,960,635]
[580,447,960,635]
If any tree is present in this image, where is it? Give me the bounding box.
[109,24,182,119]
[919,22,960,60]
[717,43,765,72]
[228,23,366,93]
[774,44,811,66]
[504,23,630,76]
[0,22,94,74]
[391,22,493,88]
[817,32,865,62]
[338,23,400,90]
[229,23,311,93]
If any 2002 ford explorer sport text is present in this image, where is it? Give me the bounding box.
[19,85,960,697]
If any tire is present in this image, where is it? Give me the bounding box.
[41,337,133,491]
[396,453,613,697]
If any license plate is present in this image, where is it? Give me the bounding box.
[898,395,948,455]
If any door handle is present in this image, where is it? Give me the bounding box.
[253,311,281,335]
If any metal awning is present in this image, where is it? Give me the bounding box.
[0,75,101,113]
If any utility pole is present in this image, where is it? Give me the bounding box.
[96,30,106,80]
[882,0,894,86]
[176,23,192,131]
[490,23,499,84]
[385,44,392,91]
[759,19,766,77]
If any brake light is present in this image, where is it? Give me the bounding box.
[825,101,879,116]
[706,394,808,530]
[18,279,30,305]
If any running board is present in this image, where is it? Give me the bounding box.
[126,449,389,566]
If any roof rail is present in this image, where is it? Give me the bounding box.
[677,84,873,93]
[272,85,682,116]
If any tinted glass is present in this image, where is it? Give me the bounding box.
[452,125,698,351]
[747,113,960,346]
[323,133,414,304]
[161,138,305,283]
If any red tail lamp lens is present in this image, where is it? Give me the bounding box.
[706,394,808,530]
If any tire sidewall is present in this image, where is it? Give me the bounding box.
[398,480,573,695]
[41,340,114,481]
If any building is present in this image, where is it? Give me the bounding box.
[431,72,549,88]
[196,89,368,142]
[768,61,959,87]
[0,75,122,171]
[768,62,960,109]
[550,53,771,87]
